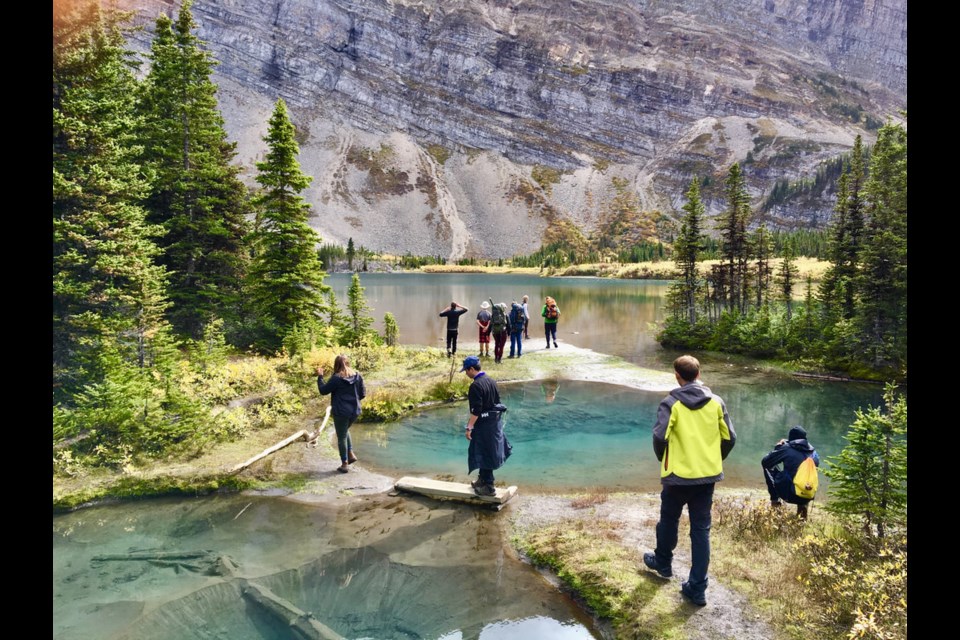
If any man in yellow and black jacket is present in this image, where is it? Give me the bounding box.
[642,355,736,607]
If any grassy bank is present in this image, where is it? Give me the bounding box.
[420,258,830,287]
[516,490,906,640]
[53,341,660,509]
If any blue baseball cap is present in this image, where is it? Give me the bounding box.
[459,355,480,372]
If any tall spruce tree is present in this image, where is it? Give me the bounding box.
[716,163,752,314]
[819,136,866,326]
[53,0,170,402]
[855,121,907,372]
[246,99,328,350]
[138,0,249,339]
[751,222,773,308]
[669,178,706,323]
[776,247,799,322]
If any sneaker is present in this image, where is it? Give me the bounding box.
[474,483,497,497]
[642,552,673,578]
[553,341,558,348]
[337,463,349,474]
[680,581,707,606]
[546,343,550,349]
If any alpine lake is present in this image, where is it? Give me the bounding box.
[53,272,885,639]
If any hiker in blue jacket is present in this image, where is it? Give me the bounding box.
[762,425,820,519]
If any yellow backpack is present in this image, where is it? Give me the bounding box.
[793,456,819,500]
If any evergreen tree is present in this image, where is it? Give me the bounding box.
[752,222,773,308]
[345,273,375,346]
[325,289,348,342]
[855,121,907,372]
[716,163,752,314]
[819,137,866,328]
[246,99,328,350]
[138,0,250,338]
[383,312,399,347]
[668,178,706,323]
[824,384,907,538]
[347,237,355,271]
[776,248,799,322]
[53,0,170,402]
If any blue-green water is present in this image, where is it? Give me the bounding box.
[327,272,670,362]
[352,378,884,492]
[55,273,889,638]
[53,494,599,639]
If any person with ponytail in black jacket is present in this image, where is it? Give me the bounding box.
[316,355,366,473]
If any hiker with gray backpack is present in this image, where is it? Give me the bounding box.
[762,425,820,520]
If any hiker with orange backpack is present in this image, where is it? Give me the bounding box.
[762,425,820,519]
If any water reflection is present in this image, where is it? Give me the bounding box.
[53,494,599,640]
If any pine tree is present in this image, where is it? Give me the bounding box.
[855,121,907,372]
[347,237,355,271]
[246,99,328,350]
[53,0,171,402]
[138,0,250,339]
[824,384,907,538]
[383,312,399,347]
[716,163,752,314]
[668,178,706,323]
[325,289,348,342]
[752,222,773,309]
[345,273,375,346]
[776,247,799,321]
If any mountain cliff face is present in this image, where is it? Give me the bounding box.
[118,0,906,260]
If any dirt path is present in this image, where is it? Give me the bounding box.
[509,493,776,640]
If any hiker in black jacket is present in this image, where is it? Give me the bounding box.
[762,425,820,519]
[317,355,366,473]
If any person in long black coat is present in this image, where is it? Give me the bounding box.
[460,356,511,496]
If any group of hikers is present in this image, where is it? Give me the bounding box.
[313,331,820,609]
[439,294,561,364]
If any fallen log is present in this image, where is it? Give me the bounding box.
[229,429,311,474]
[92,550,214,562]
[241,579,346,640]
[305,406,333,447]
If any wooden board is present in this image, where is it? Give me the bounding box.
[395,476,518,506]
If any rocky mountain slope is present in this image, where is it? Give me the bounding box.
[117,0,906,260]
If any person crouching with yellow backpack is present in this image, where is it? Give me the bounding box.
[761,425,820,519]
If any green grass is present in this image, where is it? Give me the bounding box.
[521,519,693,639]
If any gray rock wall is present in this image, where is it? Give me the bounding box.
[115,0,906,259]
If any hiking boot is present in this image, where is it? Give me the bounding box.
[770,499,782,509]
[337,463,349,474]
[797,503,808,520]
[553,341,558,348]
[642,552,673,578]
[680,581,707,606]
[546,343,550,349]
[473,483,497,497]
[347,451,358,464]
